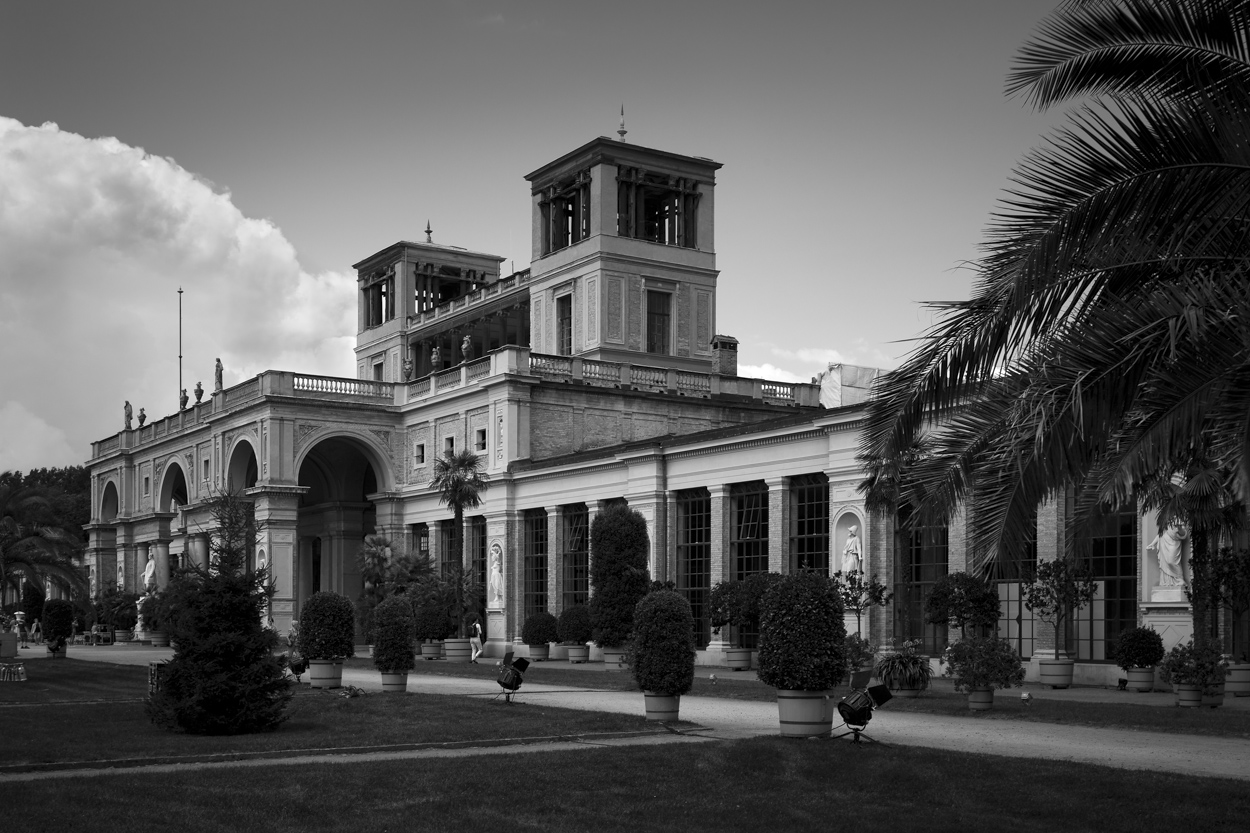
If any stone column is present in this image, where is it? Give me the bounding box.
[248,485,308,636]
[548,506,566,612]
[704,485,732,663]
[153,540,171,590]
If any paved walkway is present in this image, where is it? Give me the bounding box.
[11,644,1250,782]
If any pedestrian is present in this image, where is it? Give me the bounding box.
[469,615,484,663]
[30,618,41,644]
[16,613,28,649]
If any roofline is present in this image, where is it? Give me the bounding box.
[524,136,722,183]
[352,240,506,271]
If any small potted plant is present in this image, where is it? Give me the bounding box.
[1113,627,1165,693]
[630,589,696,722]
[1022,559,1097,689]
[757,571,847,737]
[298,590,356,688]
[708,573,776,670]
[843,633,877,689]
[940,636,1025,710]
[557,604,592,664]
[1162,640,1229,708]
[42,598,75,658]
[521,611,558,661]
[372,595,416,692]
[874,639,933,697]
[413,602,454,659]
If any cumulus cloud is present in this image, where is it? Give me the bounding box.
[737,363,807,384]
[0,402,77,472]
[0,118,356,468]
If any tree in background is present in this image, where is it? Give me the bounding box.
[429,450,488,638]
[1,471,88,601]
[924,571,998,640]
[588,504,651,649]
[146,493,291,734]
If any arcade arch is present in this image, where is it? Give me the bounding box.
[158,462,189,513]
[227,440,259,494]
[100,481,119,522]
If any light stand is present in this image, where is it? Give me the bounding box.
[832,684,892,745]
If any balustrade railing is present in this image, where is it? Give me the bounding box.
[677,372,711,395]
[631,366,667,390]
[293,374,391,398]
[582,359,619,386]
[466,358,491,381]
[530,354,572,379]
[435,369,462,390]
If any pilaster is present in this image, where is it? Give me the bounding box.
[766,477,787,574]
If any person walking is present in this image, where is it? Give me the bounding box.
[469,616,484,663]
[30,618,42,644]
[16,613,28,649]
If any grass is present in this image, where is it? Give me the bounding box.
[0,659,670,772]
[6,737,1250,833]
[394,656,1250,739]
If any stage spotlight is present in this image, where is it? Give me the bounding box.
[495,651,530,704]
[833,684,892,744]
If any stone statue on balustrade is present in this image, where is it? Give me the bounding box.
[124,400,133,430]
[461,335,472,362]
[179,388,189,411]
[214,358,224,392]
[430,345,441,369]
[402,358,414,380]
[194,381,204,403]
[137,408,147,427]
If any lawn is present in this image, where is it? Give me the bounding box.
[396,656,1250,739]
[6,736,1250,833]
[0,659,671,772]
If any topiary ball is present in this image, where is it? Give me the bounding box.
[757,571,846,691]
[630,590,695,696]
[372,596,416,673]
[298,591,356,660]
[521,611,559,646]
[557,604,592,645]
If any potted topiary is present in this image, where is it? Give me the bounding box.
[843,633,877,689]
[1022,559,1097,689]
[757,571,847,738]
[372,595,416,692]
[874,639,933,698]
[630,589,695,722]
[298,590,356,688]
[521,611,558,661]
[42,598,75,658]
[940,636,1025,710]
[708,573,776,670]
[588,505,651,671]
[1162,640,1228,708]
[413,601,453,659]
[1113,627,1165,693]
[557,604,592,663]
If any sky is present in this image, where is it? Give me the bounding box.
[0,0,1063,472]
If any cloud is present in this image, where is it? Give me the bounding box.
[0,118,356,469]
[762,341,903,373]
[737,363,808,384]
[0,402,78,472]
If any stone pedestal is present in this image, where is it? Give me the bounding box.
[1150,584,1187,603]
[486,609,506,658]
[1141,602,1193,651]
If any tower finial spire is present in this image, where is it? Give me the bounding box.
[618,105,627,142]
[425,220,433,244]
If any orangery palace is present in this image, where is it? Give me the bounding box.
[84,133,1215,684]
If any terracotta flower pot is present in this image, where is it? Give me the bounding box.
[726,647,752,671]
[566,644,590,664]
[643,692,680,722]
[1038,658,1075,689]
[967,686,994,711]
[379,671,408,693]
[1126,667,1155,693]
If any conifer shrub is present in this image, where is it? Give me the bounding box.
[145,494,292,735]
[557,604,592,645]
[42,598,75,651]
[299,591,357,660]
[758,571,846,691]
[521,611,559,646]
[630,590,695,696]
[588,504,651,648]
[372,595,416,673]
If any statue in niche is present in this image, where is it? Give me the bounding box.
[137,408,147,427]
[194,381,204,403]
[143,552,157,593]
[841,525,863,574]
[124,401,133,430]
[179,389,189,411]
[488,544,504,605]
[402,358,414,380]
[214,358,224,392]
[1148,521,1189,586]
[461,334,472,362]
[431,345,441,369]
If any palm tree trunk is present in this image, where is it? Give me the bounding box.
[1192,528,1210,652]
[453,504,464,638]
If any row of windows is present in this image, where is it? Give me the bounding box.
[411,431,488,465]
[552,289,673,357]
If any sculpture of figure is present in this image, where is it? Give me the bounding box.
[194,381,204,403]
[1148,521,1189,586]
[431,345,441,369]
[143,552,157,593]
[461,334,472,361]
[179,388,189,411]
[214,358,224,392]
[402,358,414,380]
[124,400,133,430]
[489,544,504,604]
[841,525,863,573]
[137,408,146,427]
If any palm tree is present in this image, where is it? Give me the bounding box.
[1,479,87,600]
[429,450,488,637]
[860,0,1250,579]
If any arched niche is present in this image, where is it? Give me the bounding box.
[100,481,119,523]
[226,439,259,494]
[158,461,189,513]
[833,508,866,574]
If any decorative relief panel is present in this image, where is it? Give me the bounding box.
[676,283,691,358]
[295,422,320,452]
[532,298,543,353]
[587,277,597,346]
[627,278,642,351]
[696,291,711,354]
[606,276,623,342]
[496,410,504,462]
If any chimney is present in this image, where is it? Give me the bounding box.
[711,334,739,376]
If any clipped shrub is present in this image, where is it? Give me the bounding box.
[521,611,559,646]
[299,591,357,660]
[145,494,291,735]
[1113,626,1165,672]
[42,598,75,650]
[557,604,592,645]
[372,595,416,673]
[940,636,1025,691]
[924,571,999,638]
[630,590,695,696]
[708,573,778,646]
[588,505,651,648]
[413,600,455,641]
[757,571,846,691]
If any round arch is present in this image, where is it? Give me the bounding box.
[100,480,119,523]
[293,430,394,496]
[158,460,189,513]
[226,438,259,494]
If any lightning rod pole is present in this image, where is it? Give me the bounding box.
[178,287,183,407]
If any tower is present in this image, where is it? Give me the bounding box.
[524,137,721,372]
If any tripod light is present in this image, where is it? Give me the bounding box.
[496,651,530,704]
[834,684,892,744]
